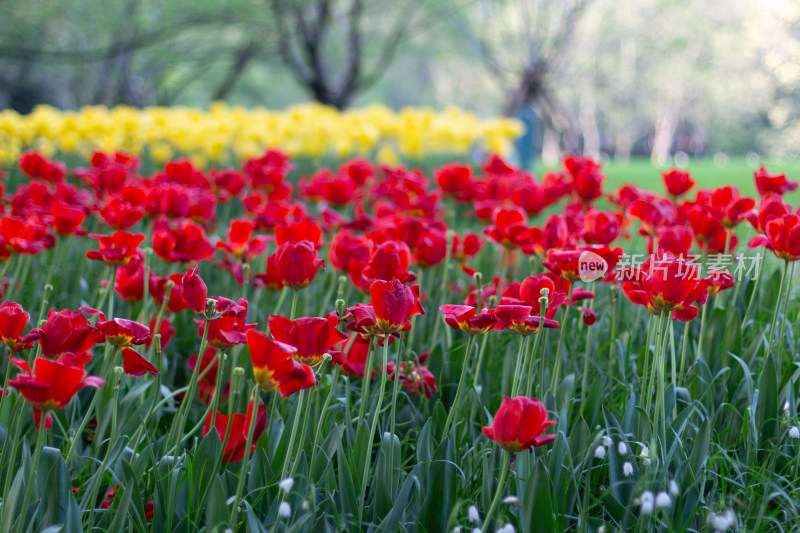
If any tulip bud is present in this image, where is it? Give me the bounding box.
[231,367,245,396]
[113,367,124,388]
[153,334,162,357]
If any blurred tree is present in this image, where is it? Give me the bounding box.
[268,0,428,109]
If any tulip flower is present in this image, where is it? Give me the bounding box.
[147,316,175,351]
[328,231,372,272]
[661,168,696,198]
[149,273,188,313]
[197,298,256,349]
[180,265,208,315]
[493,305,559,336]
[754,167,798,197]
[0,302,33,350]
[86,231,145,266]
[187,348,227,405]
[246,330,315,396]
[275,220,323,248]
[152,219,215,263]
[746,194,791,235]
[624,251,709,321]
[655,226,694,256]
[51,203,86,236]
[749,213,800,261]
[383,360,438,399]
[19,152,67,182]
[520,213,571,257]
[95,318,158,376]
[114,252,145,302]
[484,206,528,250]
[440,305,496,335]
[24,308,103,358]
[216,218,270,261]
[253,255,284,291]
[482,396,557,452]
[582,210,622,245]
[202,399,267,463]
[704,187,756,228]
[268,314,348,366]
[361,240,414,283]
[412,230,447,268]
[1,216,54,256]
[370,280,425,334]
[9,355,105,428]
[274,240,324,290]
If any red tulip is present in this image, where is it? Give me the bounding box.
[9,356,104,428]
[99,192,146,230]
[339,335,371,377]
[51,203,86,236]
[246,330,315,397]
[0,302,33,350]
[114,251,145,302]
[152,219,215,263]
[361,240,413,283]
[95,318,158,376]
[707,269,735,296]
[493,305,559,336]
[384,360,438,399]
[749,214,800,261]
[439,305,496,335]
[216,218,269,260]
[329,231,372,272]
[520,214,571,257]
[564,155,604,203]
[746,194,791,234]
[86,231,145,266]
[275,220,323,248]
[197,298,256,349]
[149,273,188,313]
[582,210,621,245]
[19,152,66,183]
[543,245,622,283]
[413,230,447,268]
[662,168,696,197]
[435,163,472,201]
[202,399,267,463]
[705,187,756,228]
[624,251,709,321]
[754,167,798,196]
[626,199,676,237]
[253,255,284,291]
[187,347,226,405]
[268,313,348,366]
[274,240,324,290]
[483,206,528,250]
[180,265,208,315]
[482,396,556,452]
[147,316,175,351]
[25,308,103,358]
[1,216,54,256]
[370,280,425,334]
[655,226,694,256]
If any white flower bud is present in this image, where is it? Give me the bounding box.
[301,499,311,511]
[468,505,480,523]
[594,445,606,459]
[617,441,628,455]
[639,446,651,465]
[602,436,613,447]
[502,495,519,505]
[496,524,516,533]
[639,491,654,514]
[278,501,291,518]
[623,462,634,476]
[789,426,800,439]
[669,479,679,496]
[278,477,295,493]
[655,491,671,508]
[784,401,790,412]
[471,529,481,533]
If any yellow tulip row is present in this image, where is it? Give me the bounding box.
[0,102,524,166]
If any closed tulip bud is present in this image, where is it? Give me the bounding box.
[482,396,557,452]
[181,265,208,316]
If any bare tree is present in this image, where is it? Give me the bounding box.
[452,0,593,156]
[269,0,425,109]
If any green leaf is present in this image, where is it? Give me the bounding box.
[755,354,779,444]
[415,438,457,533]
[205,475,229,529]
[521,457,555,533]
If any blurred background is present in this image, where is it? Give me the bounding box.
[1,0,799,168]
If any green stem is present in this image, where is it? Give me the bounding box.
[742,252,766,328]
[281,389,306,479]
[776,261,794,364]
[472,333,490,390]
[309,366,340,479]
[481,450,510,533]
[289,289,300,320]
[356,338,375,425]
[678,320,690,388]
[550,307,568,396]
[229,385,260,524]
[509,336,528,397]
[442,335,476,437]
[579,282,597,407]
[359,337,390,517]
[767,260,789,359]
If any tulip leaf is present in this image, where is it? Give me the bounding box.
[755,354,778,444]
[205,474,228,529]
[522,457,555,533]
[415,438,456,533]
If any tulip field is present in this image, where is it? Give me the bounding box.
[0,107,799,533]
